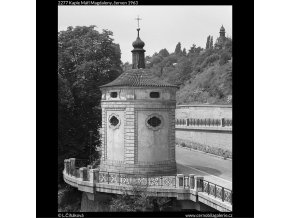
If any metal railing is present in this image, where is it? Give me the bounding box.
[197,179,232,204]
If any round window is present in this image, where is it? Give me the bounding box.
[146,114,163,130]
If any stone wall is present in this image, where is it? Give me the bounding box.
[176,130,232,151]
[175,105,232,152]
[176,105,231,119]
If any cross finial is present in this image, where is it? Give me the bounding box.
[135,15,142,29]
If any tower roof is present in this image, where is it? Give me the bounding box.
[100,69,178,88]
[220,25,225,32]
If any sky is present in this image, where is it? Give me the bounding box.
[58,6,232,64]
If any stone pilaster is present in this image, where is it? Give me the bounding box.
[124,106,135,164]
[189,174,195,189]
[195,176,204,192]
[177,174,185,188]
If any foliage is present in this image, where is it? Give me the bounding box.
[58,185,82,212]
[159,48,170,57]
[109,183,171,212]
[219,51,231,65]
[109,183,152,212]
[174,42,182,55]
[58,26,122,184]
[182,48,187,56]
[206,35,214,50]
[188,44,203,56]
[176,139,232,159]
[142,30,232,105]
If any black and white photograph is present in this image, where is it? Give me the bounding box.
[57,4,233,214]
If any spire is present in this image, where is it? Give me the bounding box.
[220,25,225,38]
[132,16,145,69]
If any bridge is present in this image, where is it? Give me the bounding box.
[63,158,232,212]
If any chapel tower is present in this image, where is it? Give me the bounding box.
[99,17,178,176]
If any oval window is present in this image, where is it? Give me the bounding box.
[146,114,163,130]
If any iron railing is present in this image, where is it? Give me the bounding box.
[198,179,232,204]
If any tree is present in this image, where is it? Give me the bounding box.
[109,182,171,212]
[210,36,213,49]
[176,58,193,84]
[206,36,210,49]
[188,44,196,54]
[224,38,232,52]
[174,42,182,54]
[182,48,187,56]
[109,183,152,212]
[158,48,169,57]
[219,51,231,65]
[58,26,122,184]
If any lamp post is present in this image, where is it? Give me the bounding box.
[89,130,93,164]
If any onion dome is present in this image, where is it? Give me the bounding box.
[132,28,145,49]
[220,25,225,32]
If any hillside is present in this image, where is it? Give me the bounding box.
[123,37,232,105]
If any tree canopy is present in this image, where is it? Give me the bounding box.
[58,26,122,183]
[139,32,232,105]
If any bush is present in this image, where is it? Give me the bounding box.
[200,54,220,68]
[219,52,231,65]
[177,140,232,159]
[58,186,82,212]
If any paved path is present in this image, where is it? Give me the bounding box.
[176,146,232,189]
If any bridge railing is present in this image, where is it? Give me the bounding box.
[96,171,178,187]
[197,178,232,205]
[63,159,232,205]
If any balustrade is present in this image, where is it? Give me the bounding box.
[64,159,232,205]
[175,118,232,127]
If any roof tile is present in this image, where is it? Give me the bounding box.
[100,69,178,88]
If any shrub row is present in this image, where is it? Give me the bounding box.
[177,140,232,159]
